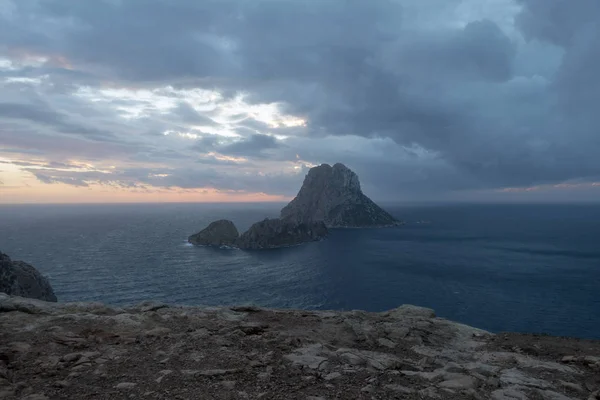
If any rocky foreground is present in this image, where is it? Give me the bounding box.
[1,294,599,400]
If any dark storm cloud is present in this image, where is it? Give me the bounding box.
[219,134,281,158]
[188,133,281,160]
[1,0,600,199]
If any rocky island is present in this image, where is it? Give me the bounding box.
[281,163,399,228]
[236,219,328,250]
[188,220,240,247]
[188,163,400,250]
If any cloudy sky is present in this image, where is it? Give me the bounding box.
[1,0,599,204]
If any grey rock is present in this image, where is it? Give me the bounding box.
[61,353,82,363]
[188,219,239,247]
[115,382,136,390]
[155,370,172,384]
[257,372,271,381]
[21,395,49,400]
[438,375,478,389]
[360,384,375,393]
[280,163,399,227]
[0,252,57,302]
[418,387,441,399]
[559,380,585,393]
[336,348,402,371]
[491,387,529,400]
[323,372,342,381]
[196,369,239,376]
[385,384,415,394]
[377,338,397,348]
[499,368,550,389]
[386,304,436,319]
[236,218,327,250]
[538,390,578,400]
[221,381,236,390]
[285,345,328,370]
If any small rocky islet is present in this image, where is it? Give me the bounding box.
[188,163,400,250]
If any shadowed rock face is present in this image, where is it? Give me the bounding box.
[188,220,239,247]
[281,163,399,227]
[236,218,327,250]
[0,252,57,302]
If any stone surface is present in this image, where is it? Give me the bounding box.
[0,293,598,399]
[280,163,400,227]
[188,219,239,247]
[0,252,56,302]
[115,382,136,390]
[236,218,327,250]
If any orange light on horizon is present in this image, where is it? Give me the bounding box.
[0,182,290,204]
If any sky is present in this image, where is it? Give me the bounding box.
[1,0,599,204]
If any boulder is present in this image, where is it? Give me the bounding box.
[188,220,240,247]
[280,163,399,227]
[236,218,327,250]
[0,252,57,302]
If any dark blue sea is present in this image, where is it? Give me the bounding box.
[1,203,599,339]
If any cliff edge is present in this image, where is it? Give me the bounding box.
[1,293,598,399]
[0,252,56,302]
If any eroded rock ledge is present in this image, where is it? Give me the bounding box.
[1,294,598,400]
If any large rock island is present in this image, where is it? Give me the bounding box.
[188,163,399,249]
[281,163,399,228]
[0,251,56,302]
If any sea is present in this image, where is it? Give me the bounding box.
[1,202,599,339]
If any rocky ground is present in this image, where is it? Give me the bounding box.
[1,293,599,400]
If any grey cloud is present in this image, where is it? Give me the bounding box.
[27,165,302,196]
[219,134,281,158]
[34,172,89,187]
[170,104,218,126]
[2,0,600,199]
[189,133,281,160]
[516,0,600,47]
[0,102,114,140]
[0,123,145,159]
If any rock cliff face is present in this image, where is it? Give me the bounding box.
[0,252,57,302]
[281,163,399,227]
[188,220,239,247]
[236,219,327,250]
[1,293,598,400]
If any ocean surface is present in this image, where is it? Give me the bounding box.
[1,202,599,339]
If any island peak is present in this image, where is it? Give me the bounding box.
[281,162,398,227]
